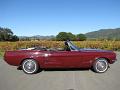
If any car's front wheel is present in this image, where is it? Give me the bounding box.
[93,58,109,73]
[22,59,39,74]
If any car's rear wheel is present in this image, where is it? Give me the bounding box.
[93,58,109,73]
[22,59,39,74]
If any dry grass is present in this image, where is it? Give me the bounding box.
[0,40,120,53]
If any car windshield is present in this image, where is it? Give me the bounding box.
[67,41,80,51]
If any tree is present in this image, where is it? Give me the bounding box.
[76,34,87,41]
[0,27,19,41]
[56,32,69,41]
[67,32,76,41]
[56,32,76,41]
[11,35,19,41]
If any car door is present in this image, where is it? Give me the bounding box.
[62,51,83,68]
[44,50,83,68]
[44,51,65,68]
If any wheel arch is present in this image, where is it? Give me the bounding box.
[90,57,110,68]
[95,57,110,63]
[19,58,40,67]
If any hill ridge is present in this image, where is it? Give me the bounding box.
[85,28,120,39]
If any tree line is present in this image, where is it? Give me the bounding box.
[0,27,87,41]
[20,32,87,41]
[56,32,87,41]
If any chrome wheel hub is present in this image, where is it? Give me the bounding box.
[23,60,36,73]
[96,60,108,72]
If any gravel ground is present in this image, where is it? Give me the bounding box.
[0,52,120,90]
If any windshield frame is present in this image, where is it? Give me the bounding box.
[67,41,79,51]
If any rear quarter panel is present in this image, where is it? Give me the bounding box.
[4,50,47,67]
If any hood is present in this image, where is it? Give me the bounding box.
[80,48,112,53]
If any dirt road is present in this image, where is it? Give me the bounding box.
[0,52,120,90]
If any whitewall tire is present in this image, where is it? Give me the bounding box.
[22,59,39,74]
[93,58,109,73]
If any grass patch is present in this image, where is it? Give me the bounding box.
[0,51,4,57]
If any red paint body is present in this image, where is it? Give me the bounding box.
[4,49,116,69]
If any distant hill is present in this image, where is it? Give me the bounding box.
[19,35,55,40]
[85,28,120,39]
[31,35,55,39]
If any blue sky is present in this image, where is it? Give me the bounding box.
[0,0,120,36]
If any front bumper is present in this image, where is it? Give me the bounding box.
[110,59,117,64]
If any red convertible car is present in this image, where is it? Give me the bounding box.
[4,41,116,74]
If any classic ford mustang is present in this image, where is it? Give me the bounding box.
[4,41,116,74]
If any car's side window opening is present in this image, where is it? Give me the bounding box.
[67,41,79,51]
[69,46,75,51]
